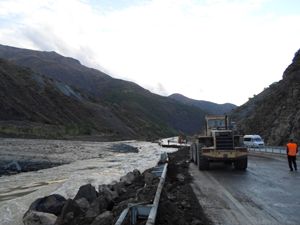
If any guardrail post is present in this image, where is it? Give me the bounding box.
[146,163,168,225]
[115,157,168,225]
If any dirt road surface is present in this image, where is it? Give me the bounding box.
[190,153,300,225]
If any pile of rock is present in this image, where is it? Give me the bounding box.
[23,168,159,225]
[0,160,62,176]
[156,147,211,225]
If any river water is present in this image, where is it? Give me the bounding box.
[0,138,175,225]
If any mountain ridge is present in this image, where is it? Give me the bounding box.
[0,58,139,140]
[169,93,237,115]
[0,44,212,140]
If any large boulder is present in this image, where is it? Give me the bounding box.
[85,196,109,220]
[120,170,141,186]
[74,198,90,212]
[90,211,113,225]
[74,184,98,204]
[23,210,57,225]
[143,171,157,185]
[132,169,141,177]
[26,194,66,216]
[55,199,84,225]
[120,172,135,185]
[109,181,127,195]
[99,184,118,202]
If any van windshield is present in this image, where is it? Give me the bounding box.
[254,138,262,142]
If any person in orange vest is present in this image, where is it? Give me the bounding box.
[286,139,298,171]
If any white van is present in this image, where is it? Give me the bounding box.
[243,135,265,148]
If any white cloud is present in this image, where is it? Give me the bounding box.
[0,0,299,105]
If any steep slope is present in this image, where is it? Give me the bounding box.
[231,49,300,145]
[0,45,207,138]
[0,44,112,95]
[169,93,237,115]
[0,59,138,139]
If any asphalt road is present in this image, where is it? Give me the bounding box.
[189,153,300,225]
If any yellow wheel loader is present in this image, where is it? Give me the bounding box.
[191,115,248,170]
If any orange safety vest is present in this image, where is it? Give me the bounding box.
[287,142,298,156]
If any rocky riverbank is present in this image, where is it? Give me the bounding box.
[22,147,211,225]
[23,167,160,225]
[0,160,63,176]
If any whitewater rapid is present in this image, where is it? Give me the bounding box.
[0,138,176,225]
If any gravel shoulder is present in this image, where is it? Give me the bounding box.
[156,147,212,225]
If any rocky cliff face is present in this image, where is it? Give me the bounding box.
[232,49,300,145]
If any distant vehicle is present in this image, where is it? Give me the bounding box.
[243,135,265,148]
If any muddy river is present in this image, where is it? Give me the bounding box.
[0,138,175,225]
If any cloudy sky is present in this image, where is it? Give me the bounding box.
[0,0,299,105]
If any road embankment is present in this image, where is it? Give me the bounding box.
[22,147,211,225]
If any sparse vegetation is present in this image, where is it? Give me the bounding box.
[0,46,208,140]
[231,49,300,145]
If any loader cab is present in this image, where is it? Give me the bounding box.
[205,115,230,136]
[201,115,243,148]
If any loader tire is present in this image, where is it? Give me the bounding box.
[198,157,209,170]
[234,157,248,170]
[192,144,197,163]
